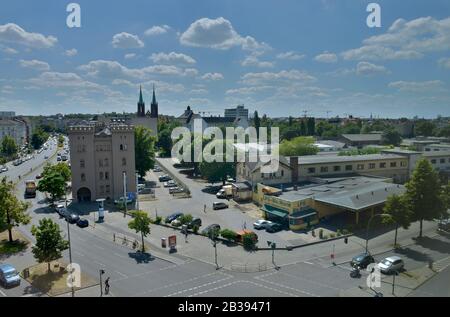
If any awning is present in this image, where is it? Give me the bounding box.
[289,208,318,220]
[262,205,289,218]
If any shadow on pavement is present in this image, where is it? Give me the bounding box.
[394,246,432,263]
[128,252,154,264]
[413,236,450,254]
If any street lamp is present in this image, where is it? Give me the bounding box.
[365,213,389,254]
[122,172,127,218]
[267,241,279,270]
[209,230,220,270]
[65,195,74,297]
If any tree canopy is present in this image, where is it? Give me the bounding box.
[135,126,156,178]
[279,136,318,157]
[128,210,151,252]
[1,136,18,157]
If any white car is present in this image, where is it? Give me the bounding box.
[0,166,7,173]
[377,256,404,274]
[253,220,273,230]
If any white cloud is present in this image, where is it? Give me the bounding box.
[241,54,274,68]
[388,80,444,92]
[150,52,196,65]
[0,23,57,48]
[342,17,450,61]
[179,17,269,52]
[0,46,18,54]
[355,62,390,76]
[64,48,78,57]
[201,72,224,81]
[144,25,171,36]
[124,53,136,60]
[112,32,144,49]
[276,51,305,60]
[78,60,198,80]
[226,86,273,95]
[314,52,338,63]
[241,70,316,86]
[28,72,104,90]
[189,89,208,94]
[112,79,185,93]
[438,57,450,69]
[19,59,50,71]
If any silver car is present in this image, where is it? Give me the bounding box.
[377,256,404,274]
[0,264,21,288]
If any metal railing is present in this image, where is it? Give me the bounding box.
[231,262,268,273]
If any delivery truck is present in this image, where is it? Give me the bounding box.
[216,185,233,199]
[24,180,37,199]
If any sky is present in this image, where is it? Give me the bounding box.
[1,0,450,118]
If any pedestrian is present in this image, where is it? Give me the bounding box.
[243,221,247,229]
[204,204,207,213]
[104,277,110,294]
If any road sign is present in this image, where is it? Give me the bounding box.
[168,235,177,248]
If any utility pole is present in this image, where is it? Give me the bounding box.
[267,241,279,270]
[65,194,74,297]
[123,172,127,217]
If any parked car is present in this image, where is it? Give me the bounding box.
[65,213,80,224]
[265,223,283,233]
[253,220,272,230]
[164,181,177,188]
[377,256,404,274]
[153,166,162,172]
[187,217,202,229]
[438,219,450,233]
[169,187,184,194]
[213,202,229,210]
[57,157,62,162]
[201,224,221,236]
[114,197,133,205]
[165,212,184,224]
[235,230,258,243]
[350,253,375,269]
[44,155,49,159]
[36,174,42,180]
[159,175,172,182]
[0,166,8,173]
[0,264,21,288]
[54,204,66,216]
[76,218,89,228]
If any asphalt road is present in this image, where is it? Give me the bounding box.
[410,265,450,297]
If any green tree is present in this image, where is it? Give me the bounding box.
[220,229,237,242]
[342,123,361,134]
[441,182,450,215]
[437,125,450,138]
[157,129,173,157]
[405,159,447,237]
[414,121,436,137]
[200,160,235,185]
[30,128,49,150]
[43,163,71,182]
[279,136,319,157]
[253,111,261,137]
[242,233,257,251]
[37,171,66,203]
[1,136,18,157]
[0,178,31,242]
[57,135,64,147]
[382,194,413,246]
[135,126,156,178]
[382,128,402,146]
[307,117,315,136]
[300,120,306,136]
[128,210,151,252]
[178,214,193,226]
[31,218,69,272]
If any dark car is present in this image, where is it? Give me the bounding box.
[65,213,80,224]
[351,253,375,269]
[438,219,450,233]
[213,202,229,210]
[164,212,184,224]
[265,223,283,233]
[187,217,202,229]
[159,175,172,182]
[201,224,221,236]
[76,219,89,228]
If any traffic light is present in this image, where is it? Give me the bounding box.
[344,237,348,244]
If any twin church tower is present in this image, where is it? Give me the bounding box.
[137,84,158,118]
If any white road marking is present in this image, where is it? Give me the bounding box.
[0,289,6,297]
[94,261,106,267]
[114,270,128,278]
[113,252,126,259]
[165,276,233,297]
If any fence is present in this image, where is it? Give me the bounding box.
[113,233,141,250]
[155,158,191,196]
[231,262,268,273]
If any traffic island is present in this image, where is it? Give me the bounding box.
[22,261,98,297]
[0,229,30,257]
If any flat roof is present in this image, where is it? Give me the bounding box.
[342,134,382,142]
[382,148,422,155]
[291,154,406,165]
[422,150,450,157]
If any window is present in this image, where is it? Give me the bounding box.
[281,170,284,177]
[99,172,104,180]
[380,163,386,169]
[369,163,376,169]
[81,173,86,182]
[357,164,364,171]
[345,165,353,171]
[401,161,407,167]
[105,185,110,193]
[120,144,124,151]
[105,172,109,180]
[100,185,104,194]
[333,166,341,172]
[390,162,397,168]
[80,160,85,168]
[99,159,103,167]
[320,166,328,173]
[308,167,316,174]
[104,158,109,167]
[440,159,445,164]
[431,159,437,164]
[261,173,264,179]
[122,158,127,166]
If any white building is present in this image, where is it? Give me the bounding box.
[0,117,27,147]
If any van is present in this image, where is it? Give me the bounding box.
[0,264,21,288]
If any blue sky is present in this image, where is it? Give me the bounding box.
[1,0,450,118]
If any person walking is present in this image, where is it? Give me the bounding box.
[104,277,110,295]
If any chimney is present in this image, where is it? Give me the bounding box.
[290,157,299,184]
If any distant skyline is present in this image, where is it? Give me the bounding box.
[1,0,450,118]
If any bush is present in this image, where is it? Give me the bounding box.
[329,233,336,238]
[342,229,350,235]
[336,229,342,237]
[323,234,329,239]
[242,233,256,251]
[192,225,199,234]
[154,216,162,225]
[178,214,193,225]
[319,229,324,239]
[220,229,238,242]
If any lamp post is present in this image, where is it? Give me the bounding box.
[210,230,219,270]
[123,172,127,217]
[365,213,388,254]
[65,195,74,297]
[135,172,140,211]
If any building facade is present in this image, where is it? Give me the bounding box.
[224,105,249,120]
[0,116,28,147]
[68,123,137,202]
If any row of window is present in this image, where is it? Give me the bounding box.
[306,161,407,174]
[99,185,111,195]
[79,158,127,168]
[261,170,285,179]
[77,143,128,153]
[430,158,450,164]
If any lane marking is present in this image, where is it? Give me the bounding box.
[0,289,6,297]
[94,261,106,267]
[113,252,127,259]
[114,270,128,279]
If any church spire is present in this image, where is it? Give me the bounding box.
[150,83,159,118]
[137,85,145,117]
[152,84,156,104]
[139,85,144,104]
